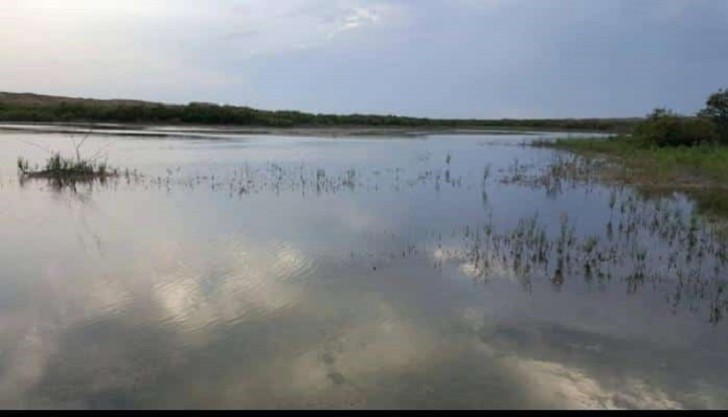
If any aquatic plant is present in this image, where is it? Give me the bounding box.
[18,152,115,180]
[16,157,30,174]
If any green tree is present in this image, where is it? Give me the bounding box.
[635,108,718,147]
[699,88,728,144]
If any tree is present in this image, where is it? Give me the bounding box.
[636,108,718,147]
[698,89,728,143]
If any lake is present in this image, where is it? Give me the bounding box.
[0,126,726,409]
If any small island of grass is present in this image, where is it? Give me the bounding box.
[17,153,116,182]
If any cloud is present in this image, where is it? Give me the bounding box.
[326,6,384,39]
[501,357,682,409]
[0,193,722,408]
[212,1,406,58]
[152,240,312,332]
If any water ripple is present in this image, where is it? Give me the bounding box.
[151,240,317,334]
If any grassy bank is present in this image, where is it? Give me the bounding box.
[536,136,728,218]
[540,136,728,184]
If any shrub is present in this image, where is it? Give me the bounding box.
[699,88,728,144]
[634,109,719,147]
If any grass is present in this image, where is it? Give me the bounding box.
[455,194,727,322]
[18,152,115,181]
[537,136,728,183]
[534,135,728,218]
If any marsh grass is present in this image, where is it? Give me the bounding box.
[535,136,728,185]
[18,152,116,180]
[534,136,728,218]
[445,199,728,323]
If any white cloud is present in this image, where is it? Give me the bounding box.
[501,357,683,409]
[215,1,407,56]
[327,6,384,39]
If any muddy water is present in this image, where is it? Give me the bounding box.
[0,127,726,409]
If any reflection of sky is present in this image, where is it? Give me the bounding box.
[1,131,727,408]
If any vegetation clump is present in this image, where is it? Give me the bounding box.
[533,88,728,219]
[16,129,118,185]
[17,153,114,180]
[699,88,728,144]
[635,108,719,147]
[633,89,728,148]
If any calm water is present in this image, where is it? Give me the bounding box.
[0,127,726,409]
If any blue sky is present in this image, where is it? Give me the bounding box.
[2,0,727,118]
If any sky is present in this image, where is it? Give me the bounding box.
[2,0,727,118]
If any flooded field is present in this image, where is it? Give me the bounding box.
[0,127,726,409]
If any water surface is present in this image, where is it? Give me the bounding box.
[0,127,726,409]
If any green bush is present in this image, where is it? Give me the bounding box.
[699,88,728,144]
[634,109,718,147]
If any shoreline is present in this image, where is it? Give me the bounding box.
[0,122,607,139]
[534,136,728,221]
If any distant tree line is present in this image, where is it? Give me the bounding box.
[0,96,637,132]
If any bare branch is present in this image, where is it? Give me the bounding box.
[69,127,93,162]
[88,141,114,162]
[77,128,93,150]
[11,137,53,154]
